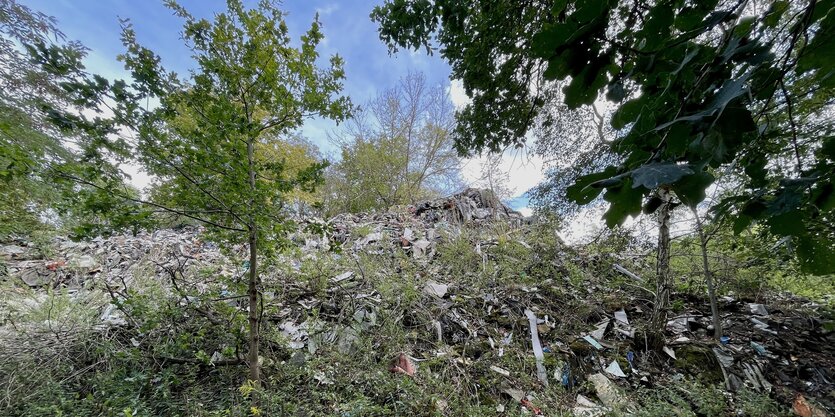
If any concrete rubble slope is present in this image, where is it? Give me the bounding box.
[1,188,833,415]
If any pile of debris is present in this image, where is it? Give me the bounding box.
[412,187,525,225]
[1,228,237,289]
[2,188,833,416]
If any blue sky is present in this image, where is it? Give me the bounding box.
[21,0,542,212]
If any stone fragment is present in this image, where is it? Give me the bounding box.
[588,373,626,409]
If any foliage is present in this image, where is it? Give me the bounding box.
[322,72,462,215]
[24,0,352,390]
[372,0,835,274]
[670,219,835,303]
[0,0,96,237]
[473,153,514,201]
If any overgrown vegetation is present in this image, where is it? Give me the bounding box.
[1,0,833,415]
[3,217,821,416]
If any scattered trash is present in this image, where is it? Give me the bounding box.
[614,310,629,325]
[3,188,834,416]
[750,317,778,335]
[590,319,610,340]
[331,271,354,283]
[423,281,448,298]
[502,387,525,402]
[412,239,433,258]
[605,360,627,378]
[313,370,334,385]
[582,335,604,350]
[520,398,543,415]
[612,263,642,282]
[750,341,767,356]
[360,231,382,246]
[389,353,415,376]
[490,365,511,377]
[573,394,606,417]
[588,373,627,409]
[561,362,572,387]
[793,394,827,417]
[666,316,697,334]
[525,309,549,387]
[748,303,769,316]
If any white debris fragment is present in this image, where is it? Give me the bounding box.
[423,281,449,298]
[605,360,627,378]
[525,309,548,387]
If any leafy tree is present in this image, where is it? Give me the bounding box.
[0,0,83,237]
[325,72,462,214]
[474,152,513,201]
[256,133,324,211]
[372,0,834,274]
[28,0,352,398]
[373,0,835,339]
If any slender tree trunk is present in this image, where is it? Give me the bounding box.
[692,207,722,340]
[246,139,260,401]
[651,188,673,336]
[247,227,259,384]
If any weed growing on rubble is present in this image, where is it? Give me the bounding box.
[736,387,791,417]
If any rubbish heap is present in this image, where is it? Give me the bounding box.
[2,188,834,416]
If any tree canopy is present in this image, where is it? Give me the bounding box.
[372,0,835,273]
[25,0,352,395]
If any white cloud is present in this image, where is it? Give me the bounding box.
[461,147,545,203]
[315,4,339,16]
[447,79,470,109]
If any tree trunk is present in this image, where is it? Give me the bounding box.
[650,188,672,337]
[247,227,259,384]
[692,207,722,340]
[246,139,260,403]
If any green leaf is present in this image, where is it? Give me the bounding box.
[797,234,835,275]
[563,66,605,108]
[732,214,753,234]
[602,179,643,227]
[532,23,577,57]
[631,163,694,190]
[566,167,618,204]
[672,169,715,207]
[767,210,804,235]
[611,98,644,129]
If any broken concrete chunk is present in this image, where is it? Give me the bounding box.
[588,373,626,409]
[747,303,769,316]
[0,245,30,260]
[423,281,448,298]
[331,271,354,283]
[70,254,98,269]
[360,231,382,246]
[573,394,606,417]
[412,239,432,258]
[14,261,58,287]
